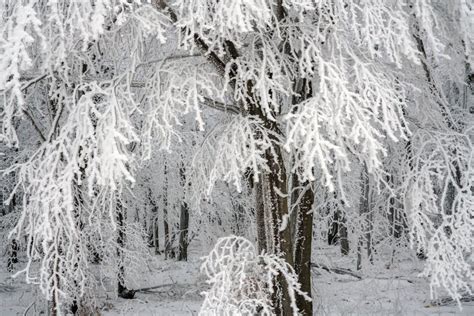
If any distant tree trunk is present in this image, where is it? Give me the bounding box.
[163,161,170,259]
[366,208,374,265]
[357,164,370,271]
[255,179,267,254]
[327,208,340,245]
[292,174,314,316]
[116,198,126,294]
[147,188,160,254]
[443,164,461,237]
[237,204,245,235]
[327,194,349,254]
[339,205,350,256]
[153,213,160,255]
[387,174,406,266]
[177,204,189,261]
[177,165,189,261]
[7,239,18,272]
[116,197,134,298]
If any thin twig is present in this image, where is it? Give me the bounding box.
[23,301,35,316]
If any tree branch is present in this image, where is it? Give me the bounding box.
[201,97,240,115]
[22,109,46,142]
[21,74,48,91]
[152,0,233,85]
[311,263,362,279]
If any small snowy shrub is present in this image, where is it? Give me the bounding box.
[200,236,310,316]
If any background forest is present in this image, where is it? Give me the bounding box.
[0,0,473,315]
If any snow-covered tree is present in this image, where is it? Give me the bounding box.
[0,0,472,314]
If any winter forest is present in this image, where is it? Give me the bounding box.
[0,0,473,315]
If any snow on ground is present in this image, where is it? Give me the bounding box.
[1,244,473,315]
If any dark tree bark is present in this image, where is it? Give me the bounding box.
[327,193,349,256]
[153,213,160,255]
[147,188,161,255]
[116,198,135,299]
[366,207,374,265]
[7,239,18,272]
[357,164,370,271]
[163,160,170,259]
[177,204,189,261]
[255,180,267,254]
[177,165,189,261]
[293,177,314,316]
[327,209,340,245]
[116,198,126,294]
[289,78,316,314]
[262,148,293,316]
[339,209,350,256]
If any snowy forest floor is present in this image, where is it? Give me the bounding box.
[1,244,473,315]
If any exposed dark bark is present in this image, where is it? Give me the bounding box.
[163,161,170,259]
[153,213,160,255]
[177,204,189,261]
[327,209,340,245]
[147,188,160,255]
[7,239,18,272]
[116,198,135,299]
[255,179,267,254]
[339,210,350,256]
[366,207,374,265]
[177,165,189,261]
[357,164,370,271]
[293,179,314,316]
[265,145,295,316]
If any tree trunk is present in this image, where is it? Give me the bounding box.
[177,165,189,261]
[293,175,314,316]
[147,188,160,254]
[116,198,126,294]
[7,239,18,272]
[327,209,340,245]
[255,179,267,254]
[163,161,170,259]
[339,209,350,256]
[366,208,374,265]
[116,197,135,299]
[153,213,160,255]
[357,164,370,271]
[177,203,189,261]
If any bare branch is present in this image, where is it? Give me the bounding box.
[22,109,46,142]
[201,97,240,115]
